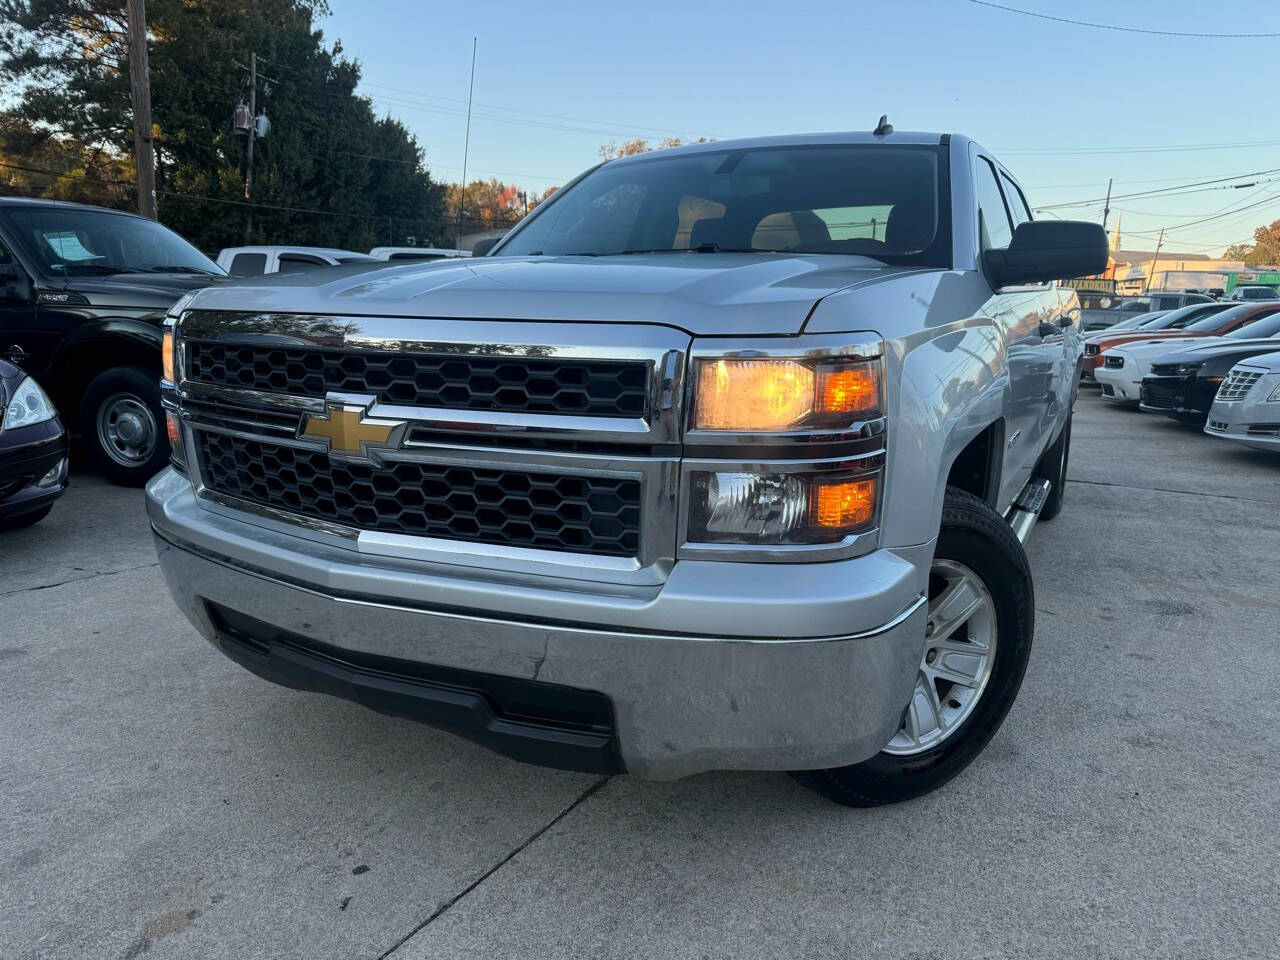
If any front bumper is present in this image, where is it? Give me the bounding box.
[1094,363,1141,402]
[0,418,69,519]
[147,469,929,780]
[1205,376,1280,451]
[1140,376,1216,421]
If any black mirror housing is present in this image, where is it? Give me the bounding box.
[983,220,1108,288]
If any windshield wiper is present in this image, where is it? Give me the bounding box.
[138,265,221,275]
[50,263,121,275]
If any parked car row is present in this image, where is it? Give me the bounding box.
[217,244,470,276]
[1079,285,1280,332]
[1082,299,1280,455]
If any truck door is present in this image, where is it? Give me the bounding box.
[974,155,1046,495]
[0,232,43,374]
[1000,170,1072,441]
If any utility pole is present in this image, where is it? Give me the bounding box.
[1100,177,1113,231]
[126,0,157,219]
[1147,227,1165,293]
[244,51,257,242]
[457,37,477,250]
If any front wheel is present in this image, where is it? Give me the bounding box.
[793,488,1035,807]
[81,366,169,487]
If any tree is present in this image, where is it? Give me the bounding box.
[0,0,446,252]
[1223,220,1280,263]
[598,136,709,161]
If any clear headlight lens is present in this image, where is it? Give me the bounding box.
[692,357,881,431]
[1176,362,1204,376]
[688,470,878,545]
[1268,383,1280,402]
[3,376,57,430]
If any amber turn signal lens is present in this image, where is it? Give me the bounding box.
[810,475,877,532]
[693,359,815,431]
[165,410,181,447]
[162,330,175,383]
[817,364,880,418]
[692,356,881,432]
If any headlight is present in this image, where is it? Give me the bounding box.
[688,469,878,545]
[1176,362,1203,376]
[691,357,881,431]
[2,376,57,430]
[1269,383,1280,402]
[162,324,176,384]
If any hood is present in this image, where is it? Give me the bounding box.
[1160,337,1280,363]
[1093,329,1206,350]
[1115,336,1232,359]
[181,253,935,336]
[1232,349,1280,374]
[0,357,21,404]
[61,272,227,311]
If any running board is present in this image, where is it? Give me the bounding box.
[1005,478,1051,544]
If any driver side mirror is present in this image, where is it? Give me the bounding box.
[983,221,1108,288]
[0,261,33,303]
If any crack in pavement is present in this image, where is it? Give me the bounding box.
[0,561,160,599]
[1069,477,1279,504]
[377,776,610,959]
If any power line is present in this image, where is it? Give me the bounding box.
[1001,139,1280,157]
[1033,167,1280,210]
[967,0,1280,38]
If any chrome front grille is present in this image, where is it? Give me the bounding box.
[1216,369,1263,402]
[173,312,686,580]
[185,341,649,418]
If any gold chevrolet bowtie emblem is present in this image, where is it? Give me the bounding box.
[299,397,406,461]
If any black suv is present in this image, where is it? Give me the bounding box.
[0,198,225,485]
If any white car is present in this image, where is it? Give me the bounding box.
[216,245,378,277]
[1095,335,1238,403]
[1204,351,1280,451]
[368,246,470,261]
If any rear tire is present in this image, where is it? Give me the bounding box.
[793,488,1035,807]
[81,366,169,487]
[1034,413,1071,522]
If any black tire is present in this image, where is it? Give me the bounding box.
[1033,413,1071,522]
[0,504,53,531]
[80,365,169,487]
[793,488,1035,807]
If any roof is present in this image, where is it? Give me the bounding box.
[219,245,373,259]
[1114,249,1211,263]
[607,130,949,165]
[0,196,144,218]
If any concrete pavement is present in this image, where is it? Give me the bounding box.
[2,393,1277,959]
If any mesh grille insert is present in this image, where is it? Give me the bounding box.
[196,432,642,557]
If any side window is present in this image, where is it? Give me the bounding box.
[277,254,326,274]
[974,158,1013,250]
[228,252,267,277]
[1000,174,1032,226]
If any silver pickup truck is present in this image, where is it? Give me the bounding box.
[147,131,1106,806]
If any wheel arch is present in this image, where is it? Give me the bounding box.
[47,319,162,426]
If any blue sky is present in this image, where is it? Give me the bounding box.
[324,0,1280,257]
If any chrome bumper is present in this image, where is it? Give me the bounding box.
[147,468,929,780]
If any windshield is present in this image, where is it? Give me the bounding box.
[4,208,224,277]
[499,143,950,266]
[1106,316,1148,331]
[1183,304,1256,332]
[1227,311,1280,339]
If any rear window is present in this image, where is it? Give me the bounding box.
[500,143,951,267]
[228,252,267,276]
